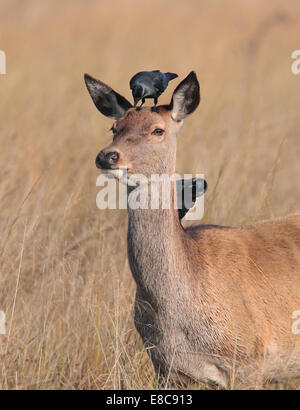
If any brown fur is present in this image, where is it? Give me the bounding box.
[85,72,300,389]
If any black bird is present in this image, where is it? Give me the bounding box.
[130,70,178,110]
[177,178,207,220]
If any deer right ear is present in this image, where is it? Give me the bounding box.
[84,74,132,120]
[169,71,200,121]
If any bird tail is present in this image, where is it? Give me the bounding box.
[164,72,178,82]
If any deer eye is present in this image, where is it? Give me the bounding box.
[151,128,165,136]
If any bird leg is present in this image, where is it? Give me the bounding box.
[151,97,158,112]
[136,98,145,111]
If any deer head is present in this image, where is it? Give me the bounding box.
[84,71,200,181]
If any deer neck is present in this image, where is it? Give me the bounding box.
[126,179,188,303]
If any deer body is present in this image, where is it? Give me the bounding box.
[84,72,300,388]
[127,192,232,387]
[128,202,300,388]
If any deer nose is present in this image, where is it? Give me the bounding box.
[96,151,119,169]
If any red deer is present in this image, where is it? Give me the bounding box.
[85,71,300,389]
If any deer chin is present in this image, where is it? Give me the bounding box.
[100,168,125,179]
[100,167,136,186]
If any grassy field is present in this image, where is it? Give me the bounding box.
[0,0,300,389]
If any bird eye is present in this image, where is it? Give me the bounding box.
[152,128,165,136]
[110,126,117,135]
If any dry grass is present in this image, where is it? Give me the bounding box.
[0,0,300,389]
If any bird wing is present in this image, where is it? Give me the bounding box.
[151,73,164,93]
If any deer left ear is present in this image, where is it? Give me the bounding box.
[84,74,132,120]
[169,71,200,121]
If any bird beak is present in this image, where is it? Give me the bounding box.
[133,98,139,107]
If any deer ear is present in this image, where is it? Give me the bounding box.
[169,71,200,121]
[84,74,132,120]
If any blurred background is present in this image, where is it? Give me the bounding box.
[0,0,300,389]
